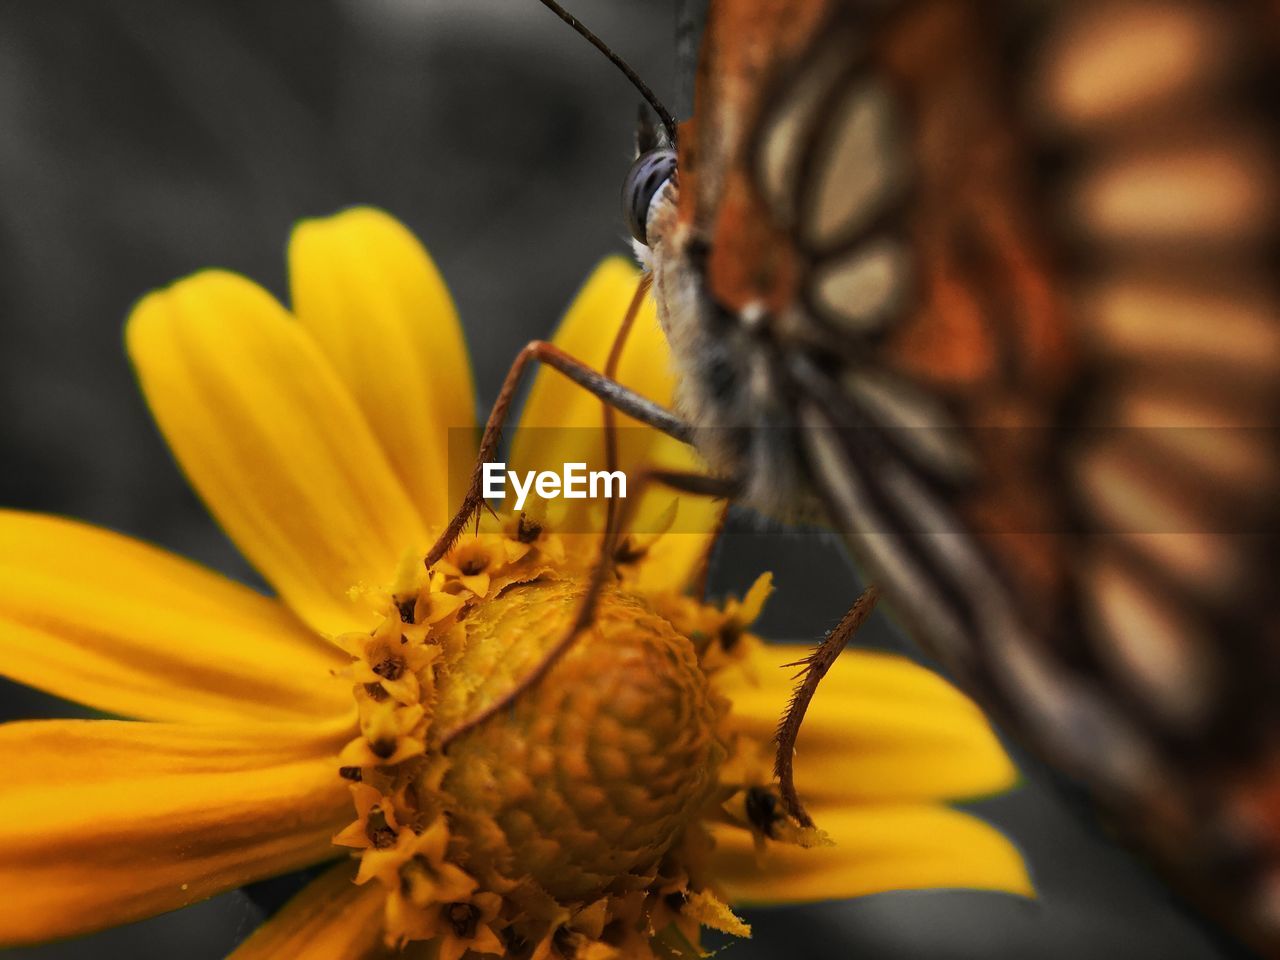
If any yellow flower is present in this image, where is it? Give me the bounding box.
[0,207,1030,956]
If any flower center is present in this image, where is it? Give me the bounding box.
[435,578,725,903]
[331,519,791,954]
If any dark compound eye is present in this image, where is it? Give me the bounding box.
[622,148,677,246]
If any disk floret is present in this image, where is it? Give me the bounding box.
[332,516,814,955]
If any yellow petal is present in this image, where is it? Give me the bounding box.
[290,208,477,528]
[0,510,351,723]
[711,804,1034,904]
[684,889,751,937]
[0,719,353,946]
[737,572,774,625]
[725,646,1019,803]
[512,258,721,592]
[127,270,428,634]
[227,861,390,960]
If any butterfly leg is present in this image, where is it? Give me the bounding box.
[774,586,880,828]
[424,339,691,567]
[439,468,739,748]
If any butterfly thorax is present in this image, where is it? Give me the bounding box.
[643,175,819,522]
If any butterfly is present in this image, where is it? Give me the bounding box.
[613,0,1280,952]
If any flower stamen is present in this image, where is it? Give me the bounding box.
[366,809,398,850]
[372,655,405,681]
[445,902,479,938]
[515,512,543,543]
[744,785,784,839]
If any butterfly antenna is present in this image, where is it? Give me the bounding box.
[535,0,678,142]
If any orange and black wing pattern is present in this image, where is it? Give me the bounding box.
[676,0,1280,949]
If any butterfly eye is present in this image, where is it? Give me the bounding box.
[622,148,677,246]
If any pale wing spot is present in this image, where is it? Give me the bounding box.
[1124,532,1244,607]
[803,80,904,250]
[1087,549,1218,730]
[1107,381,1277,488]
[1074,432,1205,534]
[1073,432,1244,597]
[1066,136,1276,248]
[1080,276,1280,379]
[756,38,852,226]
[1076,379,1274,600]
[841,368,976,481]
[1035,1,1229,131]
[810,237,911,332]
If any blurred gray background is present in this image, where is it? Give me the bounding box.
[0,1,1255,957]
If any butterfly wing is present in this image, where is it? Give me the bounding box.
[669,0,1280,945]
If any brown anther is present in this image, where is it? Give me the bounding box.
[397,597,417,624]
[372,655,405,681]
[718,621,743,651]
[516,512,542,543]
[366,808,397,849]
[612,535,647,564]
[363,682,389,702]
[745,785,783,839]
[401,780,423,813]
[338,765,363,782]
[552,925,578,959]
[459,554,488,576]
[445,901,480,939]
[501,927,532,959]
